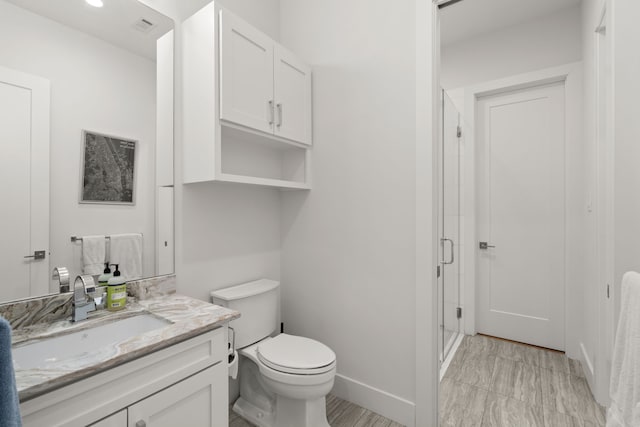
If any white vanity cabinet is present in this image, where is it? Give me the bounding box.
[127,365,222,427]
[21,328,228,427]
[183,3,312,190]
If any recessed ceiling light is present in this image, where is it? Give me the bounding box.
[86,0,104,7]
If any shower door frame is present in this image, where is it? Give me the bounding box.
[438,89,463,369]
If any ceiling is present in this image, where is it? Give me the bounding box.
[6,0,173,60]
[440,0,582,46]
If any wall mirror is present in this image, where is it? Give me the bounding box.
[0,0,174,303]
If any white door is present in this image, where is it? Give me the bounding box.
[128,365,226,427]
[274,45,312,145]
[476,82,565,350]
[219,9,274,135]
[0,66,50,300]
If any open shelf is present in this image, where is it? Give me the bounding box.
[219,126,310,190]
[217,173,310,190]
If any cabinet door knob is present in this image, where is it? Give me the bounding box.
[136,421,146,427]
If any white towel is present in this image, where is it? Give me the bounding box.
[82,235,106,275]
[607,271,640,427]
[110,233,143,281]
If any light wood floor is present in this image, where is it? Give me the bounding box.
[229,394,404,427]
[441,334,606,427]
[229,334,605,427]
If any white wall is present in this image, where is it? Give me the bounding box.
[611,0,640,332]
[139,0,283,303]
[0,0,156,282]
[279,1,421,424]
[143,1,438,423]
[441,5,582,89]
[581,0,640,405]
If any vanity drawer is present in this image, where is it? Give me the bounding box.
[21,326,226,427]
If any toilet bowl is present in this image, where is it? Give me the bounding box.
[235,334,336,427]
[233,334,336,427]
[210,279,336,427]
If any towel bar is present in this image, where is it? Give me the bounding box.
[70,233,142,243]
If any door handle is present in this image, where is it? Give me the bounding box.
[479,241,495,250]
[440,238,454,265]
[276,103,283,127]
[24,250,46,260]
[268,100,275,125]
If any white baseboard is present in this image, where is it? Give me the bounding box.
[331,374,415,427]
[440,333,465,381]
[580,342,595,387]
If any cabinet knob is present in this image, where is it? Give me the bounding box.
[136,421,146,427]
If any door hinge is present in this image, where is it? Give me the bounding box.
[456,307,462,319]
[456,125,462,138]
[607,284,610,299]
[437,265,441,278]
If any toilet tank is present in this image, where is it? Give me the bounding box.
[210,279,279,349]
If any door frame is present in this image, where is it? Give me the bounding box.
[460,63,583,357]
[594,0,615,405]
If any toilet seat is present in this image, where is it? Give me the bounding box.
[257,334,336,375]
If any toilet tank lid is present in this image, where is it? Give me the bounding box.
[210,279,279,302]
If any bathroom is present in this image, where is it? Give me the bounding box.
[0,0,639,426]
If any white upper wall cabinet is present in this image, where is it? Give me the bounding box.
[220,9,275,135]
[274,46,312,144]
[183,3,312,190]
[219,9,312,146]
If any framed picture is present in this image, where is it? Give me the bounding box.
[79,130,138,205]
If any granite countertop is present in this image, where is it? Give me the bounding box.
[12,293,240,401]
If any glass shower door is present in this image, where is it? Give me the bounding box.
[439,89,462,366]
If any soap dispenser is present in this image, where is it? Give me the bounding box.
[106,264,127,311]
[98,263,112,287]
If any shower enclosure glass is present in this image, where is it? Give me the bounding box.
[438,89,462,368]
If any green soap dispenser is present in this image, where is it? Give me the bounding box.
[106,264,127,311]
[98,263,112,287]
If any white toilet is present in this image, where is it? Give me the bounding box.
[211,279,336,427]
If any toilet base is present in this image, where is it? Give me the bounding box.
[275,395,330,427]
[233,397,275,427]
[234,395,329,427]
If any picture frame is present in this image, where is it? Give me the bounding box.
[79,130,138,205]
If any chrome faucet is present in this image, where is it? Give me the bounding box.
[52,267,70,293]
[72,275,97,322]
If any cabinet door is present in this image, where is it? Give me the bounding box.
[128,365,227,427]
[274,45,312,145]
[89,410,127,427]
[219,9,274,135]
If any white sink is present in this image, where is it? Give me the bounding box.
[12,314,170,370]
